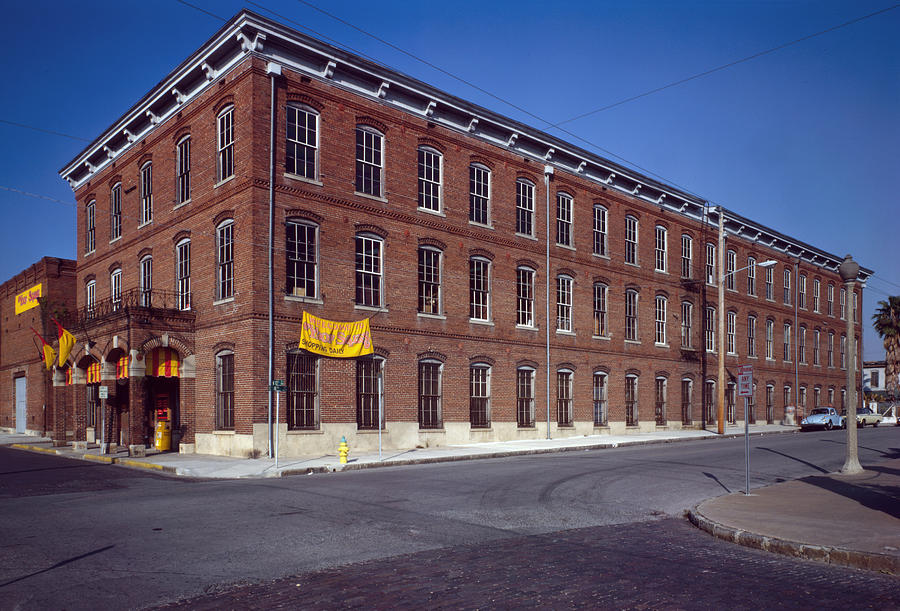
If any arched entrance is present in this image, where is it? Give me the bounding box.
[144,347,181,450]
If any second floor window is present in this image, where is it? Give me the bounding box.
[593,205,608,256]
[625,289,638,341]
[516,267,535,327]
[418,247,441,315]
[217,106,234,182]
[705,307,716,352]
[417,147,442,212]
[286,220,317,299]
[85,280,96,314]
[110,183,122,241]
[176,239,191,311]
[727,311,736,354]
[827,283,834,315]
[470,258,491,321]
[516,179,535,237]
[840,288,847,320]
[681,301,693,349]
[110,268,122,310]
[217,220,234,300]
[747,315,757,357]
[140,162,152,224]
[813,279,820,312]
[593,283,608,337]
[355,234,383,307]
[655,296,667,345]
[469,164,490,225]
[177,136,191,204]
[556,275,573,332]
[625,216,638,265]
[784,323,792,361]
[556,193,573,247]
[286,105,318,179]
[766,319,775,359]
[356,127,383,196]
[140,256,152,307]
[85,200,95,253]
[655,226,667,272]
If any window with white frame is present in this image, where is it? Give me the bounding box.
[140,162,152,224]
[417,147,442,212]
[655,295,667,345]
[286,104,318,179]
[765,267,774,300]
[783,268,792,305]
[110,268,122,310]
[110,183,122,241]
[140,255,152,307]
[355,234,383,307]
[813,329,820,365]
[681,301,693,349]
[814,386,821,408]
[784,323,792,361]
[799,274,807,309]
[176,136,191,204]
[813,278,820,312]
[655,226,667,272]
[593,283,608,337]
[286,219,318,299]
[784,385,792,410]
[853,291,858,322]
[681,234,692,279]
[516,179,535,237]
[706,243,716,285]
[356,357,384,430]
[469,164,490,225]
[705,306,716,352]
[556,193,573,247]
[747,257,757,296]
[726,250,736,290]
[840,388,846,409]
[840,334,846,369]
[217,106,234,182]
[766,319,775,359]
[469,364,491,428]
[217,220,234,300]
[85,200,95,253]
[557,369,573,426]
[470,257,491,321]
[747,315,757,357]
[176,238,191,311]
[727,310,736,354]
[556,275,573,332]
[828,331,835,367]
[516,266,535,327]
[418,359,442,429]
[355,126,383,196]
[828,386,835,406]
[593,205,608,256]
[840,287,846,320]
[287,352,318,429]
[625,375,638,426]
[799,325,807,363]
[625,216,638,265]
[625,289,639,341]
[418,247,442,315]
[516,367,535,427]
[593,372,607,426]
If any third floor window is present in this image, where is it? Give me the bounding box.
[355,127,383,196]
[286,105,318,179]
[417,147,442,212]
[217,106,234,182]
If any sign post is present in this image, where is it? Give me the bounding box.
[98,385,109,454]
[737,365,753,495]
[270,379,287,469]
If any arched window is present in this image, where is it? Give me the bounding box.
[85,279,96,317]
[655,295,667,345]
[110,182,122,241]
[417,146,442,212]
[681,234,692,279]
[655,376,667,425]
[705,243,716,285]
[593,371,608,426]
[726,310,736,355]
[286,104,318,179]
[217,105,234,182]
[110,268,122,310]
[593,283,608,337]
[140,255,152,307]
[516,266,535,327]
[725,250,736,290]
[286,219,318,299]
[625,374,639,426]
[705,306,716,352]
[747,256,757,296]
[593,205,608,256]
[470,257,491,321]
[176,238,191,311]
[681,378,693,425]
[681,301,693,349]
[625,289,639,341]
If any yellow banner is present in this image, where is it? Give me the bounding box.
[300,312,373,358]
[15,283,42,315]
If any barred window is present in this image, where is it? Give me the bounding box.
[418,247,442,315]
[681,301,693,349]
[681,235,692,279]
[516,266,535,327]
[355,126,383,196]
[417,147,442,212]
[110,183,122,241]
[418,360,442,429]
[216,351,234,430]
[557,370,573,426]
[655,377,667,425]
[556,275,573,332]
[516,179,535,237]
[217,106,234,182]
[517,367,535,427]
[593,283,608,337]
[217,220,234,300]
[470,257,491,321]
[625,289,639,341]
[593,205,608,256]
[356,357,384,429]
[469,164,490,225]
[681,379,692,425]
[556,193,573,247]
[176,136,191,204]
[287,353,318,429]
[286,105,318,179]
[470,364,491,428]
[85,200,95,253]
[176,238,191,311]
[355,234,383,307]
[625,375,638,426]
[625,216,638,265]
[140,162,152,224]
[286,220,317,299]
[593,372,608,426]
[655,226,667,272]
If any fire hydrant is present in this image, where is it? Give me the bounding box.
[338,436,349,464]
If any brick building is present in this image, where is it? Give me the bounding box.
[56,10,871,457]
[1,257,76,436]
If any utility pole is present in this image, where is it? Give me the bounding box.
[717,208,726,434]
[840,254,863,474]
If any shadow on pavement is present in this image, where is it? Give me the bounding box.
[801,474,900,520]
[756,446,829,473]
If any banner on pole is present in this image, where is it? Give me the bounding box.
[299,312,373,358]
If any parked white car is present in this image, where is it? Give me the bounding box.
[840,407,883,428]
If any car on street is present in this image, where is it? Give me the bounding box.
[840,407,883,428]
[800,407,842,431]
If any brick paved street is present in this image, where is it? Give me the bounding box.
[160,518,900,609]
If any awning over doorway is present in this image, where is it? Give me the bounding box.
[147,348,180,378]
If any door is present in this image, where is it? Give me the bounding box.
[15,376,27,433]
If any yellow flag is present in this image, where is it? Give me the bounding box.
[42,344,57,370]
[54,319,76,367]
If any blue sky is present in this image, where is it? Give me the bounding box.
[0,1,897,359]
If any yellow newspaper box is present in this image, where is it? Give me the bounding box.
[154,406,172,451]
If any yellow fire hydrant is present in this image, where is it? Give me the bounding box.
[338,436,349,464]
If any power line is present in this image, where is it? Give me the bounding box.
[173,0,226,22]
[549,3,900,128]
[0,119,91,142]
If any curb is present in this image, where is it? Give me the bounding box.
[687,506,898,575]
[9,443,177,474]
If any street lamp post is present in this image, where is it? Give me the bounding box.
[839,254,863,474]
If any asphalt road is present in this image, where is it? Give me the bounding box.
[1,427,898,610]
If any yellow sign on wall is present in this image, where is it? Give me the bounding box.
[15,283,42,315]
[299,312,373,358]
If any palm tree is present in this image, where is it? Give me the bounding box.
[872,296,900,400]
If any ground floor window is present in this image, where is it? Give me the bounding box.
[418,360,442,429]
[517,367,535,427]
[216,352,234,430]
[766,384,775,423]
[356,357,383,429]
[593,372,607,426]
[287,352,318,429]
[681,379,692,425]
[625,375,638,426]
[704,380,716,425]
[655,377,667,425]
[469,364,491,428]
[557,370,573,426]
[726,383,736,424]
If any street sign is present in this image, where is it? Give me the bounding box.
[737,365,752,397]
[269,379,287,392]
[98,385,109,399]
